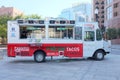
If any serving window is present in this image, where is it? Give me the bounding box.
[20,26,45,39]
[48,26,73,39]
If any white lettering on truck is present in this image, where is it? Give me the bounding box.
[66,47,80,52]
[15,47,29,52]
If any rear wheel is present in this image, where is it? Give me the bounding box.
[34,51,45,63]
[94,50,105,60]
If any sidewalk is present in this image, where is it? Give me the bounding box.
[111,44,120,49]
[0,44,7,49]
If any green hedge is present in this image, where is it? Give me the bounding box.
[117,28,120,38]
[107,28,120,40]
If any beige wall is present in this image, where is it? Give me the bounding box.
[0,6,23,17]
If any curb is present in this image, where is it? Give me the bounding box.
[111,45,120,50]
[0,48,7,50]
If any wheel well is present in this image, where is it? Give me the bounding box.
[34,50,46,56]
[93,49,106,57]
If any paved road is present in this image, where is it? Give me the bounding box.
[0,47,120,80]
[0,48,6,60]
[111,45,120,55]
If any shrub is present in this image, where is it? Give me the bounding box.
[107,28,117,40]
[117,28,120,38]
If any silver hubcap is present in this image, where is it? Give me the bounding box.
[97,52,103,59]
[36,54,43,61]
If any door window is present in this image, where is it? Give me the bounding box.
[84,31,95,41]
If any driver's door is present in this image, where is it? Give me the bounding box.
[83,31,96,57]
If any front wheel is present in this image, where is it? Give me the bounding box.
[94,50,105,60]
[34,51,45,63]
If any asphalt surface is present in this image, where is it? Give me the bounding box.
[0,46,120,80]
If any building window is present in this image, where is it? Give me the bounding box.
[106,6,113,20]
[106,0,113,5]
[114,12,118,17]
[101,20,104,23]
[114,3,118,8]
[96,1,99,5]
[101,6,104,9]
[101,11,104,14]
[101,15,104,18]
[101,1,104,4]
[96,6,99,9]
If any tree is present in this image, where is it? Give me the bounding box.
[117,28,120,38]
[107,28,117,40]
[0,25,7,44]
[13,14,41,20]
[0,14,42,44]
[0,25,7,37]
[13,14,24,20]
[23,14,41,19]
[0,15,13,25]
[0,15,13,44]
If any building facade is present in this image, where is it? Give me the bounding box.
[59,3,92,22]
[59,8,74,20]
[104,0,120,44]
[0,6,23,17]
[105,0,120,29]
[93,0,105,29]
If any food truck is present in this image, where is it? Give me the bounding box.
[7,19,111,63]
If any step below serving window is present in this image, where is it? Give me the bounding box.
[48,26,73,39]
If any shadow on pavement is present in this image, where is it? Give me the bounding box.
[7,57,100,64]
[8,59,35,64]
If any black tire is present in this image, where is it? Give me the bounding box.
[94,50,105,60]
[34,51,45,63]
